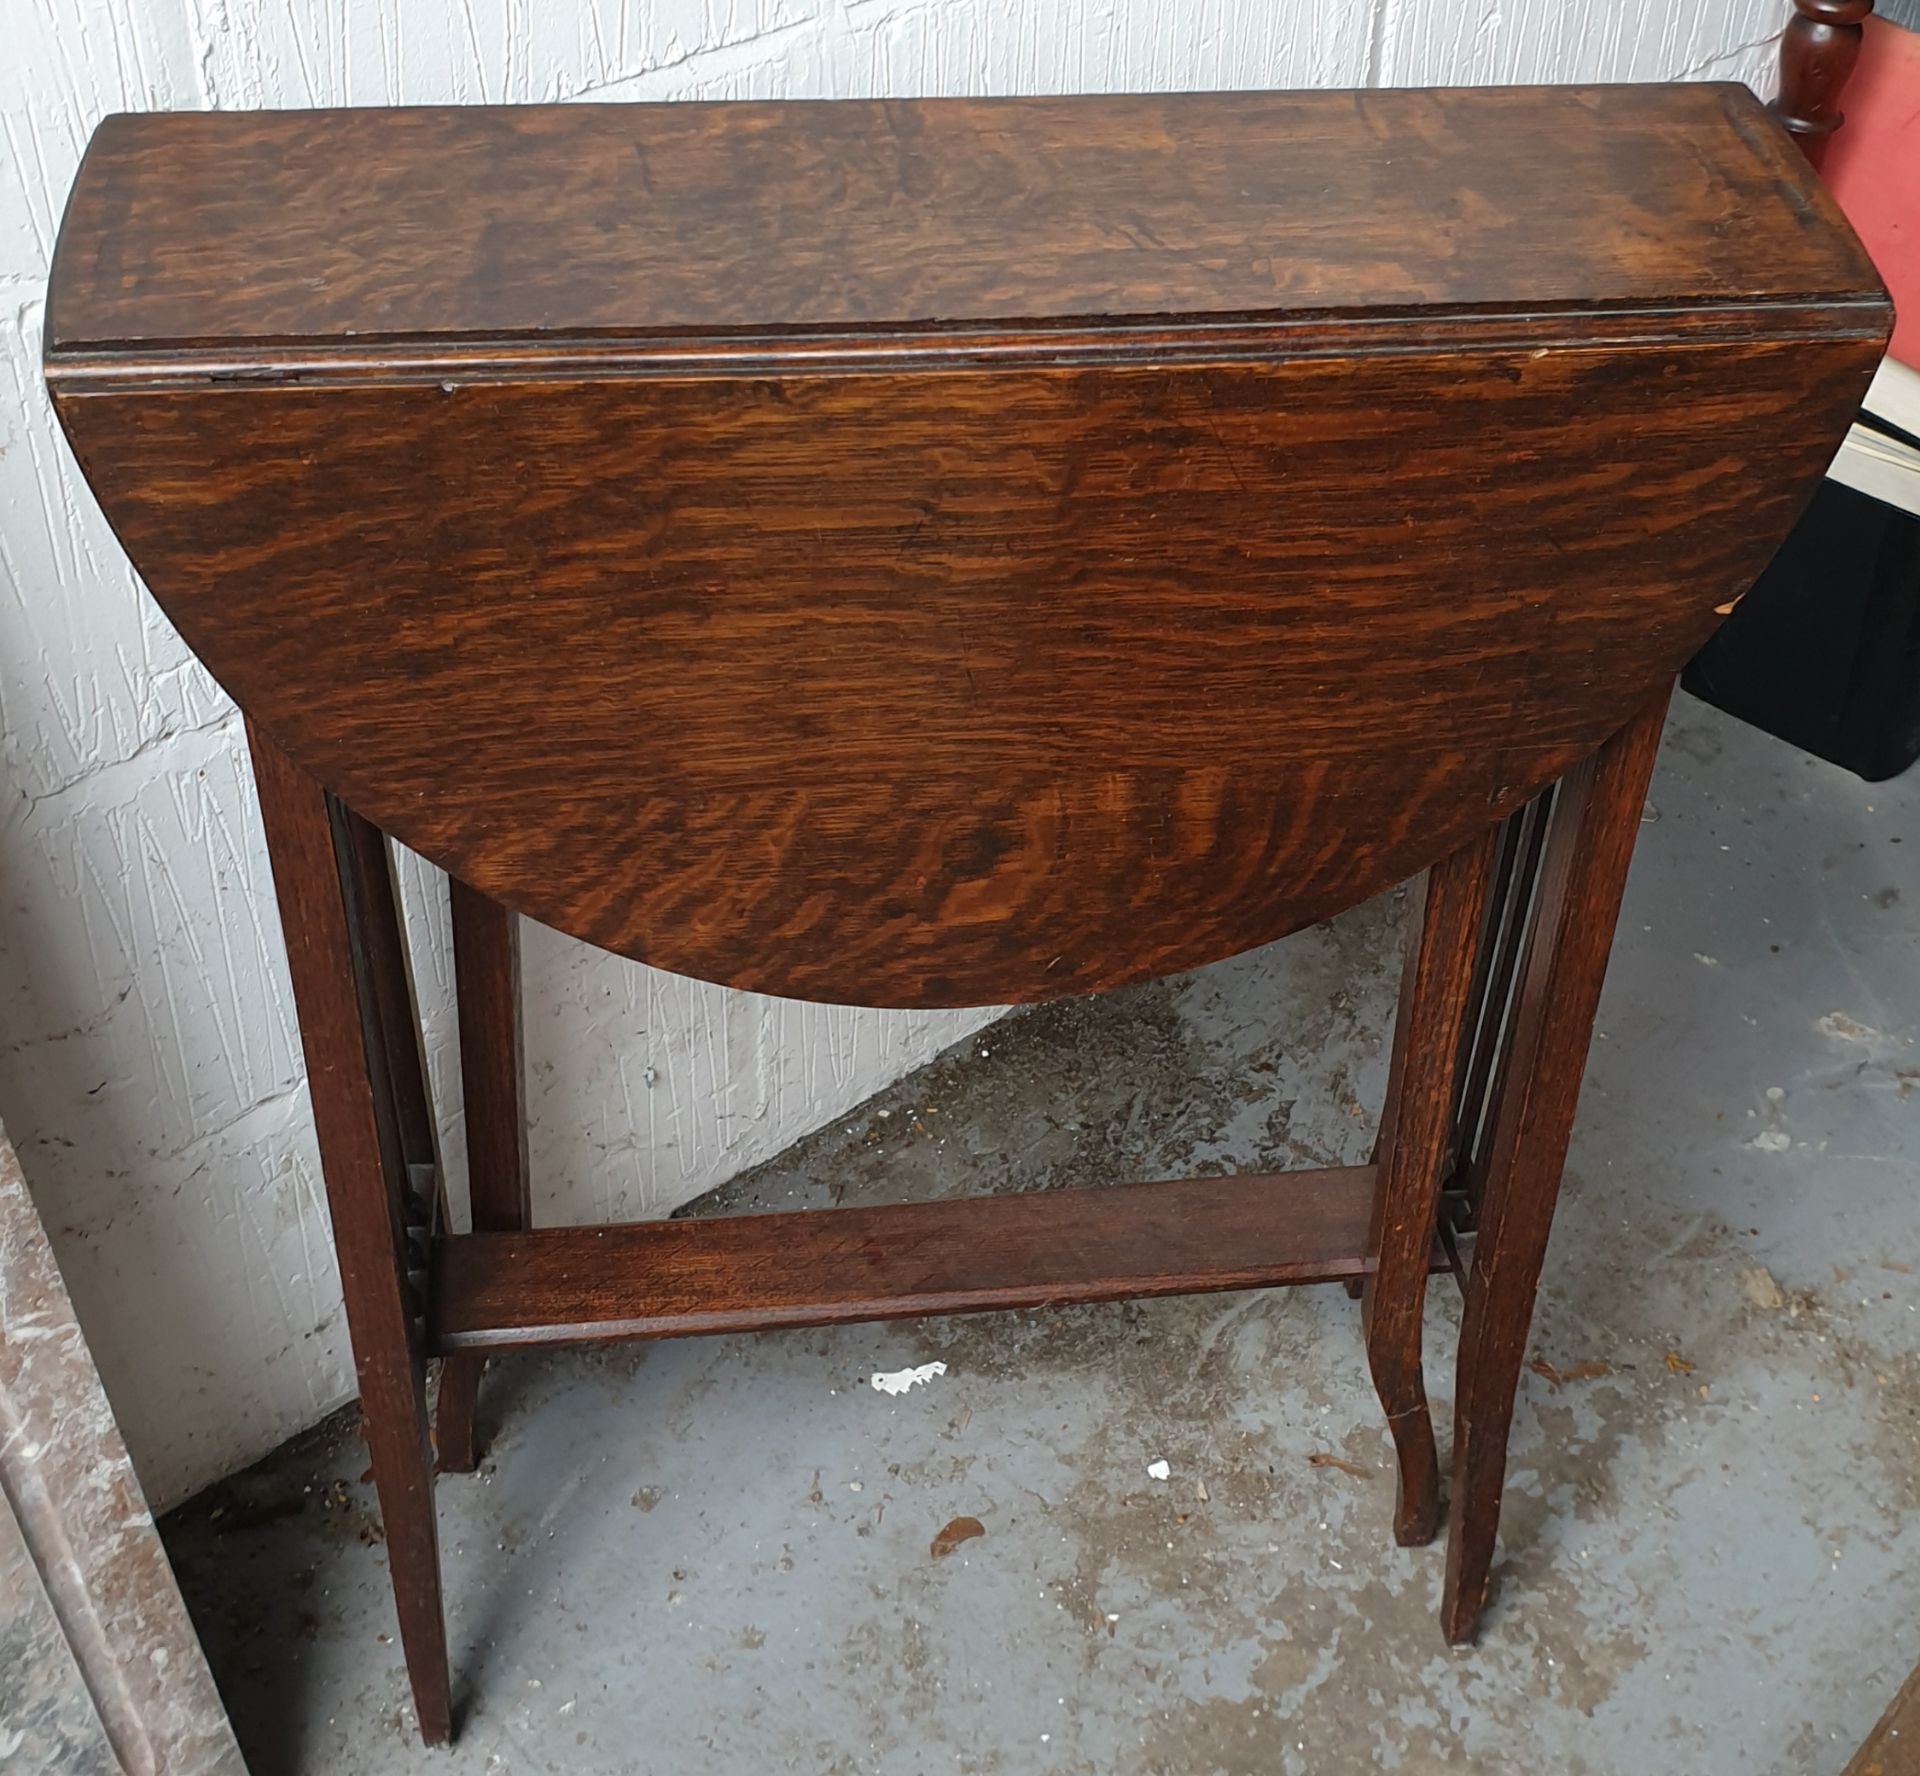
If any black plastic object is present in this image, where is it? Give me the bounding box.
[1684,479,1920,782]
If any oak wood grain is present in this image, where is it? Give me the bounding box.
[433,880,528,1473]
[1441,689,1671,1645]
[48,85,1877,354]
[1364,825,1500,1546]
[449,880,528,1236]
[429,1165,1439,1349]
[38,87,1898,1722]
[246,725,452,1743]
[54,332,1882,1005]
[45,86,1888,1006]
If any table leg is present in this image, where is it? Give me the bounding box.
[248,724,454,1744]
[435,878,530,1473]
[1441,689,1669,1643]
[1447,793,1553,1200]
[336,815,486,1476]
[1363,823,1500,1544]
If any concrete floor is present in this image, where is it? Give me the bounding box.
[162,697,1920,1776]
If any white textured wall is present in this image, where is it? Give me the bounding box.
[0,0,1788,1508]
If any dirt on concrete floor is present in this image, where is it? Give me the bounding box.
[162,703,1919,1775]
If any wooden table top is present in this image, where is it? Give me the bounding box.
[49,84,1879,361]
[44,87,1889,1006]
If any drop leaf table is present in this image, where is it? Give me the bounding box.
[44,83,1887,1744]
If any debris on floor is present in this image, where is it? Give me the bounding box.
[929,1516,986,1559]
[159,704,1919,1776]
[1528,1357,1614,1389]
[1742,1267,1788,1311]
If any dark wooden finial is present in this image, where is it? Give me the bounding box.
[1773,0,1874,166]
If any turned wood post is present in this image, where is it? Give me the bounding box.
[1772,0,1874,167]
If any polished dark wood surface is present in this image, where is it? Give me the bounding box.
[1774,0,1874,164]
[433,881,527,1474]
[48,84,1876,353]
[448,880,528,1237]
[431,1164,1437,1349]
[1363,826,1498,1547]
[1441,689,1671,1643]
[45,85,1892,1739]
[44,85,1887,1003]
[61,340,1881,1007]
[246,726,452,1745]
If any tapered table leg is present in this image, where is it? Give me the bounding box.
[248,724,454,1745]
[337,814,487,1476]
[1363,824,1500,1545]
[1441,690,1669,1642]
